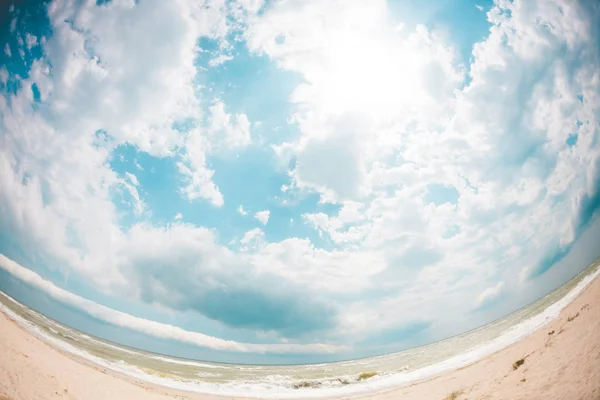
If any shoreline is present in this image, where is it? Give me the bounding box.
[1,273,600,400]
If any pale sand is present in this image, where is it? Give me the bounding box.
[1,277,599,400]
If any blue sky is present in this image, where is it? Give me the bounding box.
[0,0,599,364]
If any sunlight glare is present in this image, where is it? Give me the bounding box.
[315,31,425,118]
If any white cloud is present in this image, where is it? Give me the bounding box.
[0,254,345,354]
[4,43,11,57]
[235,0,264,15]
[38,0,226,155]
[207,100,252,149]
[240,0,600,337]
[177,100,252,206]
[208,53,234,67]
[303,201,367,244]
[174,212,183,220]
[476,281,506,309]
[125,172,140,186]
[0,0,236,284]
[475,4,484,12]
[254,209,270,225]
[237,205,248,216]
[246,1,463,203]
[119,178,145,216]
[240,227,264,249]
[177,132,225,206]
[292,117,369,202]
[25,33,37,49]
[249,238,387,294]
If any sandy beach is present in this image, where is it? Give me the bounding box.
[1,276,599,400]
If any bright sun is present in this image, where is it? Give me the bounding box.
[310,29,426,119]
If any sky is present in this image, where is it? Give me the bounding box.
[0,0,599,364]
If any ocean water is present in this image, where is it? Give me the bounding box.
[1,259,599,399]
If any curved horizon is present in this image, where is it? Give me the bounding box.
[1,255,599,367]
[0,0,599,366]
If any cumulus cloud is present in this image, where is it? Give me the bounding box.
[239,228,265,252]
[246,1,463,202]
[177,100,252,206]
[0,254,344,354]
[0,0,246,309]
[207,99,252,149]
[292,117,369,202]
[177,135,224,206]
[476,282,506,309]
[118,223,339,336]
[254,209,270,225]
[208,53,234,67]
[243,0,600,337]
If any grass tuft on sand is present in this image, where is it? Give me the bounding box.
[444,389,464,400]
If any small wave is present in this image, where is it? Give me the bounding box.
[47,326,59,334]
[196,371,221,378]
[150,355,228,369]
[84,336,143,356]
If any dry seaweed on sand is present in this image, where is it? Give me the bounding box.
[512,358,525,370]
[567,312,580,322]
[292,381,322,389]
[358,371,377,380]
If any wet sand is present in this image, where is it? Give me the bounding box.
[1,275,599,400]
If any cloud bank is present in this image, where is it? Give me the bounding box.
[0,254,345,354]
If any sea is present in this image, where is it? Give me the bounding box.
[1,259,599,399]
